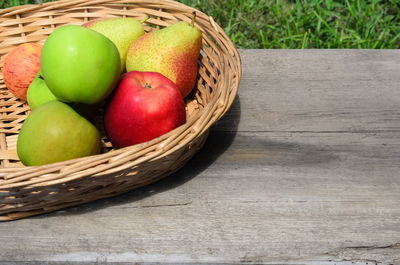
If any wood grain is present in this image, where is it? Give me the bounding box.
[0,50,399,265]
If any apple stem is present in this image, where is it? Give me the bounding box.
[144,83,152,89]
[191,11,196,27]
[140,17,150,24]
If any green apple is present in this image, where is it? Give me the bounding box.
[82,17,146,72]
[17,100,101,166]
[27,70,57,110]
[41,25,120,104]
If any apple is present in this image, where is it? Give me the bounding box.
[104,71,186,148]
[41,25,120,104]
[26,73,99,120]
[17,100,101,166]
[2,43,42,101]
[27,71,57,110]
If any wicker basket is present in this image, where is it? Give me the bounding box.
[0,0,241,221]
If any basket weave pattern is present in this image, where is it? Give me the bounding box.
[0,0,241,221]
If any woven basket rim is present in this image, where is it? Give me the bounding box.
[0,0,241,220]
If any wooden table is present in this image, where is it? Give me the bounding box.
[1,50,399,265]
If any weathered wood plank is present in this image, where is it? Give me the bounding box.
[0,50,399,265]
[217,49,400,133]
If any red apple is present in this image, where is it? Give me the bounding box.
[104,71,186,148]
[3,43,42,101]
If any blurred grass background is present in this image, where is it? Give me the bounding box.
[1,0,399,48]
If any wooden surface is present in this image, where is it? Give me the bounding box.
[1,50,400,265]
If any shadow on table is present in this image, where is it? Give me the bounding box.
[36,95,241,218]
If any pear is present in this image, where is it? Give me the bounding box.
[83,17,146,72]
[27,71,57,110]
[17,101,101,166]
[126,13,202,98]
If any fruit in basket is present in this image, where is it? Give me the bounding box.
[27,71,57,110]
[104,71,186,148]
[82,17,146,72]
[41,25,120,105]
[17,100,101,166]
[126,12,202,98]
[2,43,42,101]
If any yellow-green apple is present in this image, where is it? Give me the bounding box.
[82,17,146,72]
[27,72,99,120]
[27,71,57,110]
[41,25,120,104]
[17,100,101,166]
[126,13,202,98]
[2,43,42,101]
[104,71,186,148]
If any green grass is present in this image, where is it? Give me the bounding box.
[1,0,400,48]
